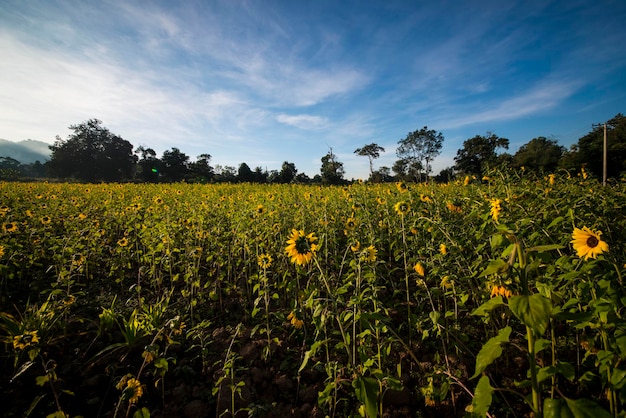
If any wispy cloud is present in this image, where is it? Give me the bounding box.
[276,114,328,130]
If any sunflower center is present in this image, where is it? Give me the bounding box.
[586,236,599,248]
[295,236,310,254]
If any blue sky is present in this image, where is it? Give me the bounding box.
[1,0,625,179]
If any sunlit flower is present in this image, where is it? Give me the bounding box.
[490,285,512,299]
[255,204,264,215]
[413,262,425,276]
[548,174,556,185]
[257,253,273,269]
[350,240,361,253]
[71,254,85,267]
[571,227,609,260]
[0,206,10,216]
[129,203,141,211]
[287,311,304,329]
[40,216,52,225]
[77,213,87,220]
[490,198,502,222]
[0,245,4,258]
[285,229,318,266]
[376,197,386,205]
[440,276,453,289]
[439,244,447,255]
[2,222,18,233]
[463,176,470,186]
[446,202,462,213]
[360,245,377,262]
[153,196,164,205]
[117,237,129,247]
[396,182,409,193]
[13,330,39,350]
[345,217,357,232]
[394,201,410,216]
[581,167,588,180]
[420,194,432,203]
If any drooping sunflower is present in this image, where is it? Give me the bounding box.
[285,229,318,266]
[413,262,425,277]
[123,377,144,404]
[360,245,377,263]
[0,245,5,258]
[571,227,609,260]
[439,244,447,255]
[287,311,304,329]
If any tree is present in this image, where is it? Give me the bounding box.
[160,148,190,182]
[392,158,422,182]
[396,127,444,182]
[320,148,345,185]
[454,132,509,176]
[237,162,254,183]
[561,113,626,179]
[512,137,564,173]
[135,145,161,182]
[278,161,297,184]
[189,154,213,183]
[48,119,136,182]
[354,143,385,178]
[370,166,394,183]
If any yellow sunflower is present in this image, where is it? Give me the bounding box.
[490,198,502,222]
[0,244,4,258]
[257,253,273,269]
[13,330,39,350]
[439,244,447,255]
[571,227,609,260]
[2,222,18,233]
[394,201,410,216]
[117,237,129,247]
[123,377,144,404]
[396,182,409,193]
[285,229,318,266]
[287,311,304,329]
[40,216,52,225]
[360,245,377,262]
[413,262,425,276]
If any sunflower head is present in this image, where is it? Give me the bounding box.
[285,229,318,266]
[12,330,39,350]
[571,227,608,260]
[413,262,425,277]
[360,245,377,263]
[257,253,273,269]
[394,201,410,216]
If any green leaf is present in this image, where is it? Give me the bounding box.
[471,326,511,379]
[526,244,564,253]
[563,396,611,418]
[471,375,493,417]
[471,296,506,317]
[509,294,552,336]
[352,375,379,418]
[133,407,151,418]
[35,374,50,386]
[479,259,509,277]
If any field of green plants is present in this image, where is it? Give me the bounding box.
[1,169,625,418]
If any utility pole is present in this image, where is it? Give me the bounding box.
[603,122,607,186]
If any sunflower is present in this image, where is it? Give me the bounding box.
[13,330,39,350]
[117,237,129,247]
[118,376,143,404]
[439,244,447,255]
[287,311,304,329]
[350,240,361,253]
[345,217,358,232]
[0,245,4,258]
[446,202,462,213]
[360,245,377,262]
[396,182,409,193]
[413,262,425,276]
[40,216,52,225]
[490,198,502,222]
[285,229,318,266]
[548,174,556,186]
[394,201,410,216]
[490,285,512,299]
[571,227,609,260]
[2,222,18,233]
[257,253,273,269]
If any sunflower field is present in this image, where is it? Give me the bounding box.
[1,169,625,418]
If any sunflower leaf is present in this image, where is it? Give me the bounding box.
[509,294,552,336]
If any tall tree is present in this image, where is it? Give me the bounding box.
[135,145,161,182]
[354,143,385,178]
[189,153,213,183]
[237,162,254,183]
[562,113,626,179]
[396,126,444,181]
[160,147,190,182]
[278,161,298,184]
[512,137,564,173]
[320,148,345,185]
[48,119,136,182]
[454,132,509,176]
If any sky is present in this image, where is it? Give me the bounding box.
[1,0,625,180]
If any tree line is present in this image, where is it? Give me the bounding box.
[1,114,624,183]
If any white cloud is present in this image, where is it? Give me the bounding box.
[276,114,328,129]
